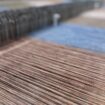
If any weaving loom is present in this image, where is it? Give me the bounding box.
[0,1,105,105]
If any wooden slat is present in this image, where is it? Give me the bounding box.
[0,40,105,105]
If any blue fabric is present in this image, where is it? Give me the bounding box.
[0,6,9,12]
[30,23,105,53]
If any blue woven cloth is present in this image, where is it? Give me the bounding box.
[30,24,105,53]
[0,6,9,12]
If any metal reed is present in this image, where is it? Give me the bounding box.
[0,1,95,46]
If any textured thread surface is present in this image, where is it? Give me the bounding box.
[0,40,105,105]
